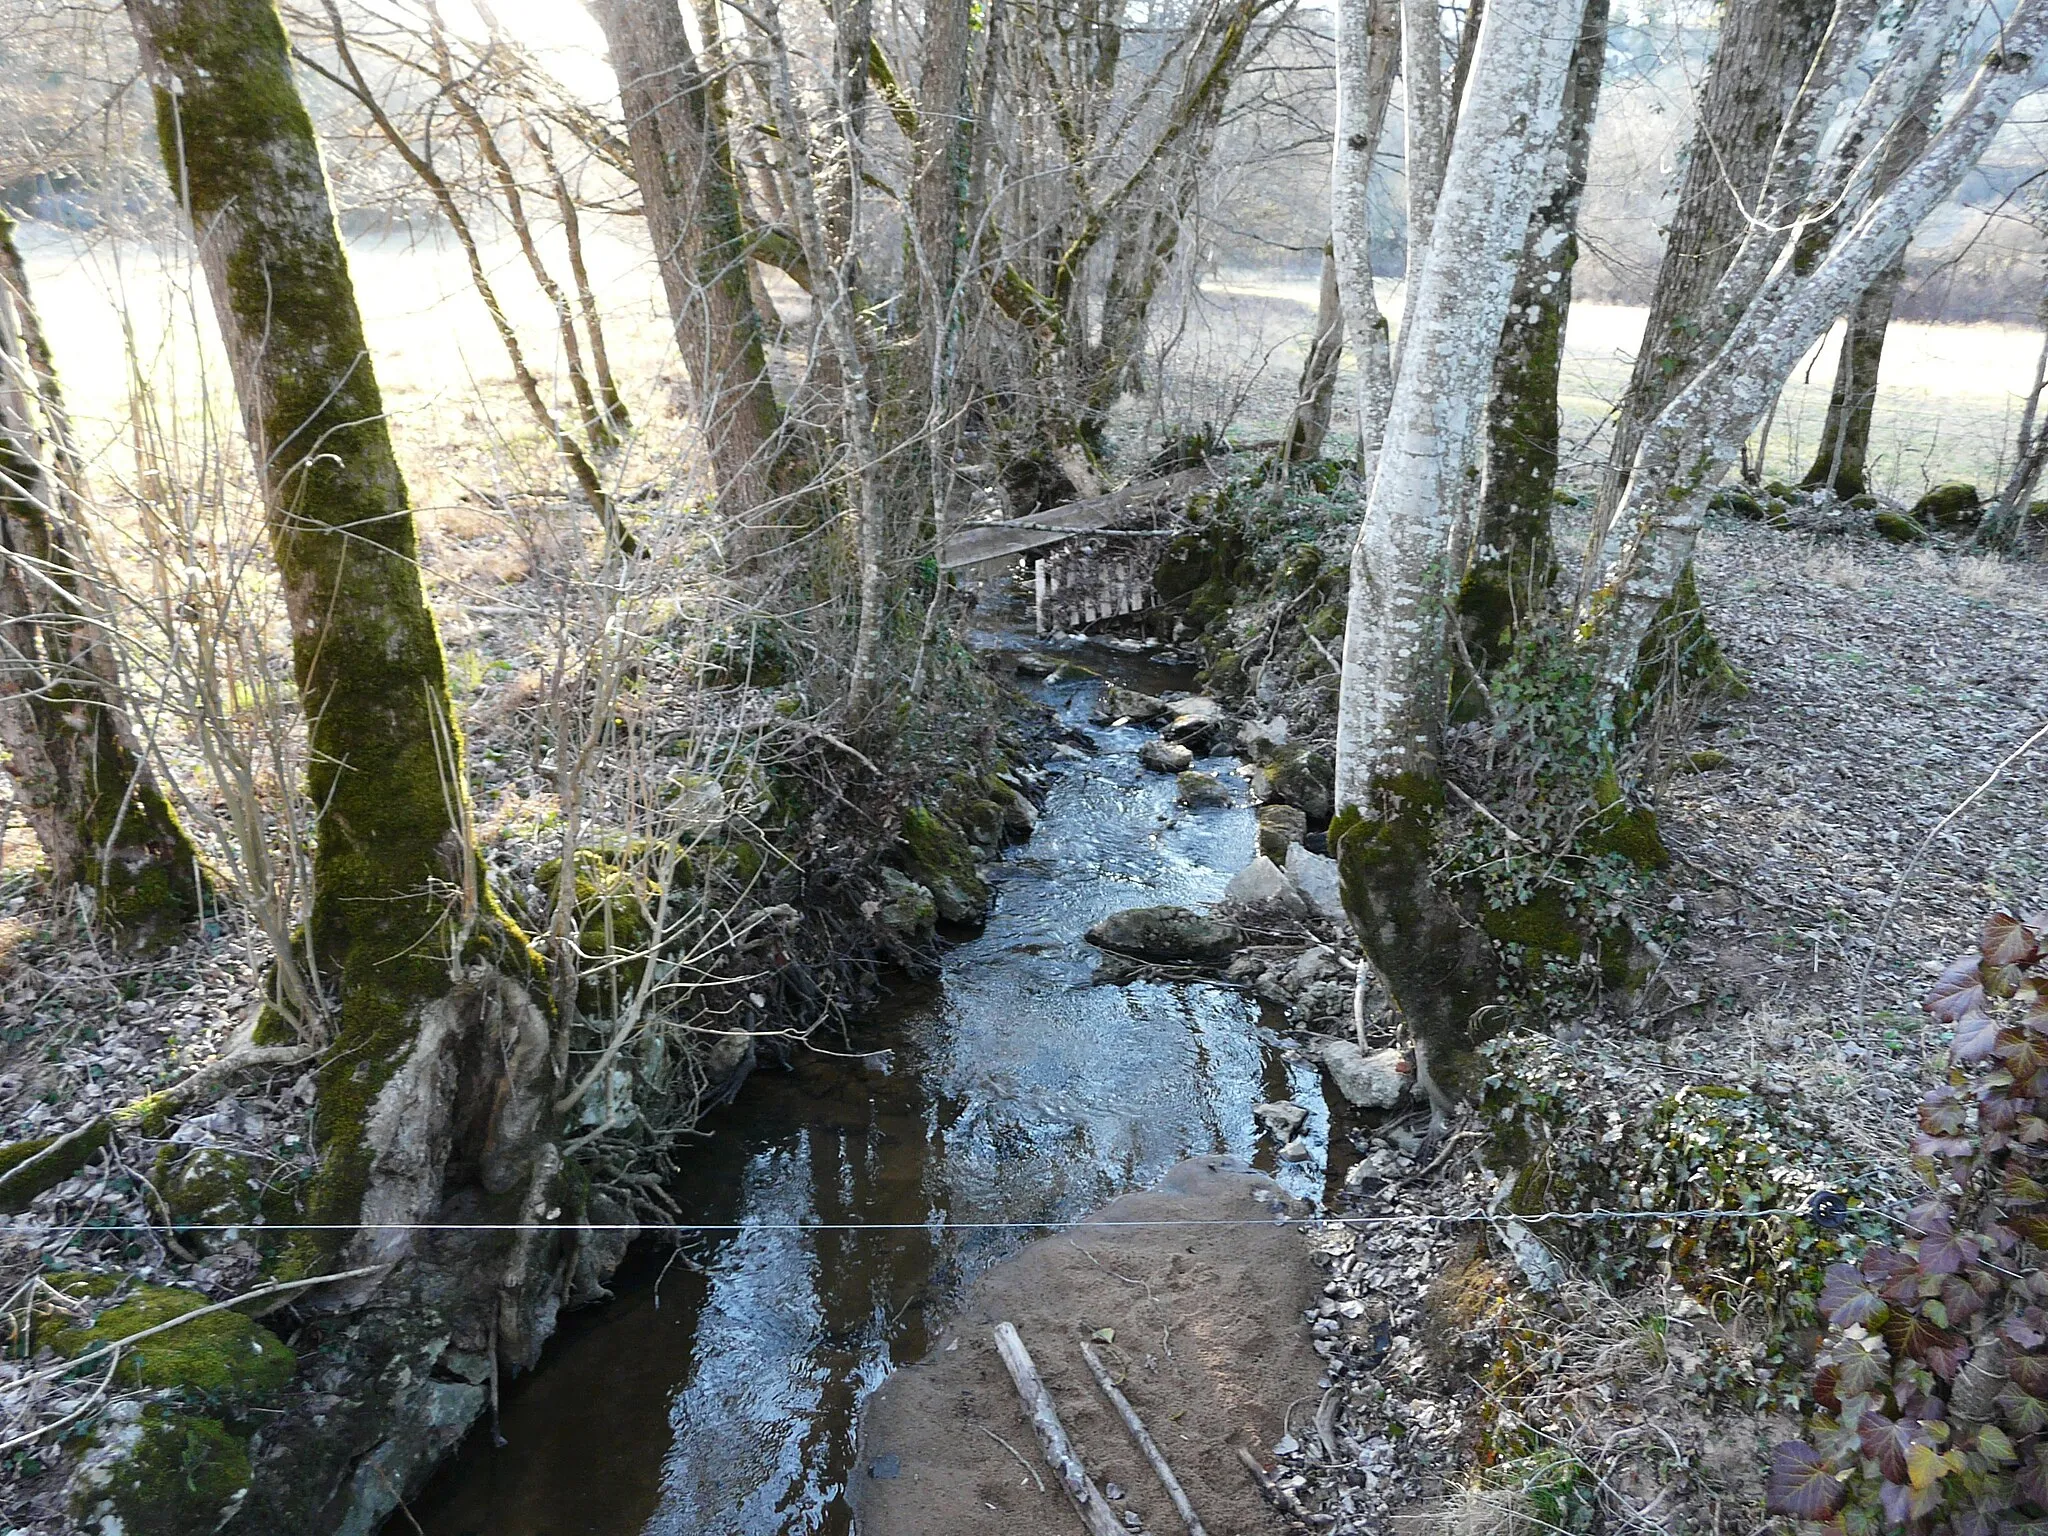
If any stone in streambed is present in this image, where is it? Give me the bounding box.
[1087,906,1243,963]
[1139,739,1194,774]
[1256,804,1307,862]
[1252,745,1335,824]
[1176,771,1233,809]
[1314,1041,1413,1109]
[1222,855,1305,916]
[1091,686,1169,725]
[1284,844,1345,922]
[874,868,937,943]
[1253,1100,1309,1138]
[1162,696,1227,748]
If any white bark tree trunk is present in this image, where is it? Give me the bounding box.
[1581,0,2048,698]
[1391,0,1446,362]
[1333,0,1400,469]
[1334,0,1584,807]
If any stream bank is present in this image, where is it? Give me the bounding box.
[398,634,1346,1535]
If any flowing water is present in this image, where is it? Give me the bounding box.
[403,640,1335,1536]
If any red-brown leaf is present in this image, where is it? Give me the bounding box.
[1767,1441,1847,1520]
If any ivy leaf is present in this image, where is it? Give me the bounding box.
[1929,955,1989,1023]
[1886,1313,1971,1378]
[1941,1273,1988,1326]
[1880,1478,1915,1526]
[1916,1230,1979,1277]
[1860,1412,1930,1482]
[1954,1009,2005,1065]
[1820,1263,1891,1327]
[1983,911,2040,969]
[2006,1351,2048,1395]
[1975,1423,2017,1464]
[1905,1440,1950,1491]
[1996,1382,2048,1434]
[1766,1442,1846,1519]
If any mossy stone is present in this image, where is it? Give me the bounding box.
[153,1147,271,1254]
[1256,803,1307,863]
[1175,770,1232,808]
[1910,481,1981,529]
[0,1117,109,1212]
[1707,486,1786,527]
[900,806,990,925]
[1873,509,1928,544]
[45,1282,295,1397]
[1682,748,1729,773]
[70,1408,251,1536]
[1480,890,1583,960]
[1260,745,1336,825]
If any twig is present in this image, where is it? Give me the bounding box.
[1853,717,2048,1024]
[992,1322,1129,1536]
[1442,778,1530,845]
[1235,1444,1310,1520]
[113,1043,320,1125]
[980,1424,1047,1491]
[1080,1340,1208,1536]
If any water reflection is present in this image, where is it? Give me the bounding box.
[407,659,1329,1536]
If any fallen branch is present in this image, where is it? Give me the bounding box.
[992,1322,1128,1536]
[1080,1340,1208,1536]
[1235,1444,1310,1521]
[113,1043,320,1128]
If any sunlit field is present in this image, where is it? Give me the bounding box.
[1193,271,2045,500]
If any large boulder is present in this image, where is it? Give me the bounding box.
[1162,696,1227,748]
[1911,481,1982,530]
[901,806,991,924]
[1315,1041,1413,1109]
[1091,686,1170,725]
[1255,746,1335,825]
[1221,855,1306,917]
[1086,905,1243,963]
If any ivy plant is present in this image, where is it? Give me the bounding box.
[1769,910,2048,1532]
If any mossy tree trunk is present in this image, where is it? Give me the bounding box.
[125,0,562,1342]
[1580,0,1833,583]
[1459,0,1607,668]
[0,211,204,943]
[1332,0,1580,1108]
[594,0,790,559]
[1799,256,1903,499]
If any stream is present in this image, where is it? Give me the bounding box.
[402,637,1337,1536]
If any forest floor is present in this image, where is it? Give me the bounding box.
[1243,511,2048,1533]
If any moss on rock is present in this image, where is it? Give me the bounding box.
[1910,481,1981,529]
[1873,509,1929,544]
[71,1407,252,1536]
[1584,769,1669,870]
[0,1117,109,1212]
[44,1282,294,1397]
[900,806,990,925]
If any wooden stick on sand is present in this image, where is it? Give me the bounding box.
[992,1322,1129,1536]
[1080,1340,1209,1536]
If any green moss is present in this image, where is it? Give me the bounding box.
[71,1408,252,1536]
[1910,481,1981,529]
[0,1117,109,1212]
[1331,781,1502,1102]
[1585,767,1669,870]
[1625,563,1743,730]
[1481,889,1583,959]
[537,848,657,1016]
[1873,509,1929,543]
[900,805,990,925]
[45,1283,294,1397]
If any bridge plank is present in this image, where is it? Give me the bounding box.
[938,467,1213,569]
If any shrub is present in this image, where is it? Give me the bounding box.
[1768,909,2048,1531]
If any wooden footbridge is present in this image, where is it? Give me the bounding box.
[939,467,1213,634]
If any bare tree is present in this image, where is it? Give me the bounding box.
[0,210,204,942]
[1458,0,1608,665]
[1283,237,1345,460]
[1329,0,1398,466]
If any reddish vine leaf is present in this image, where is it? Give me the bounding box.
[1858,1413,1932,1483]
[2007,1351,2048,1395]
[1820,1263,1891,1327]
[1983,912,2040,969]
[1929,955,1989,1023]
[1996,1381,2048,1434]
[1767,1442,1847,1519]
[1952,1009,2004,1065]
